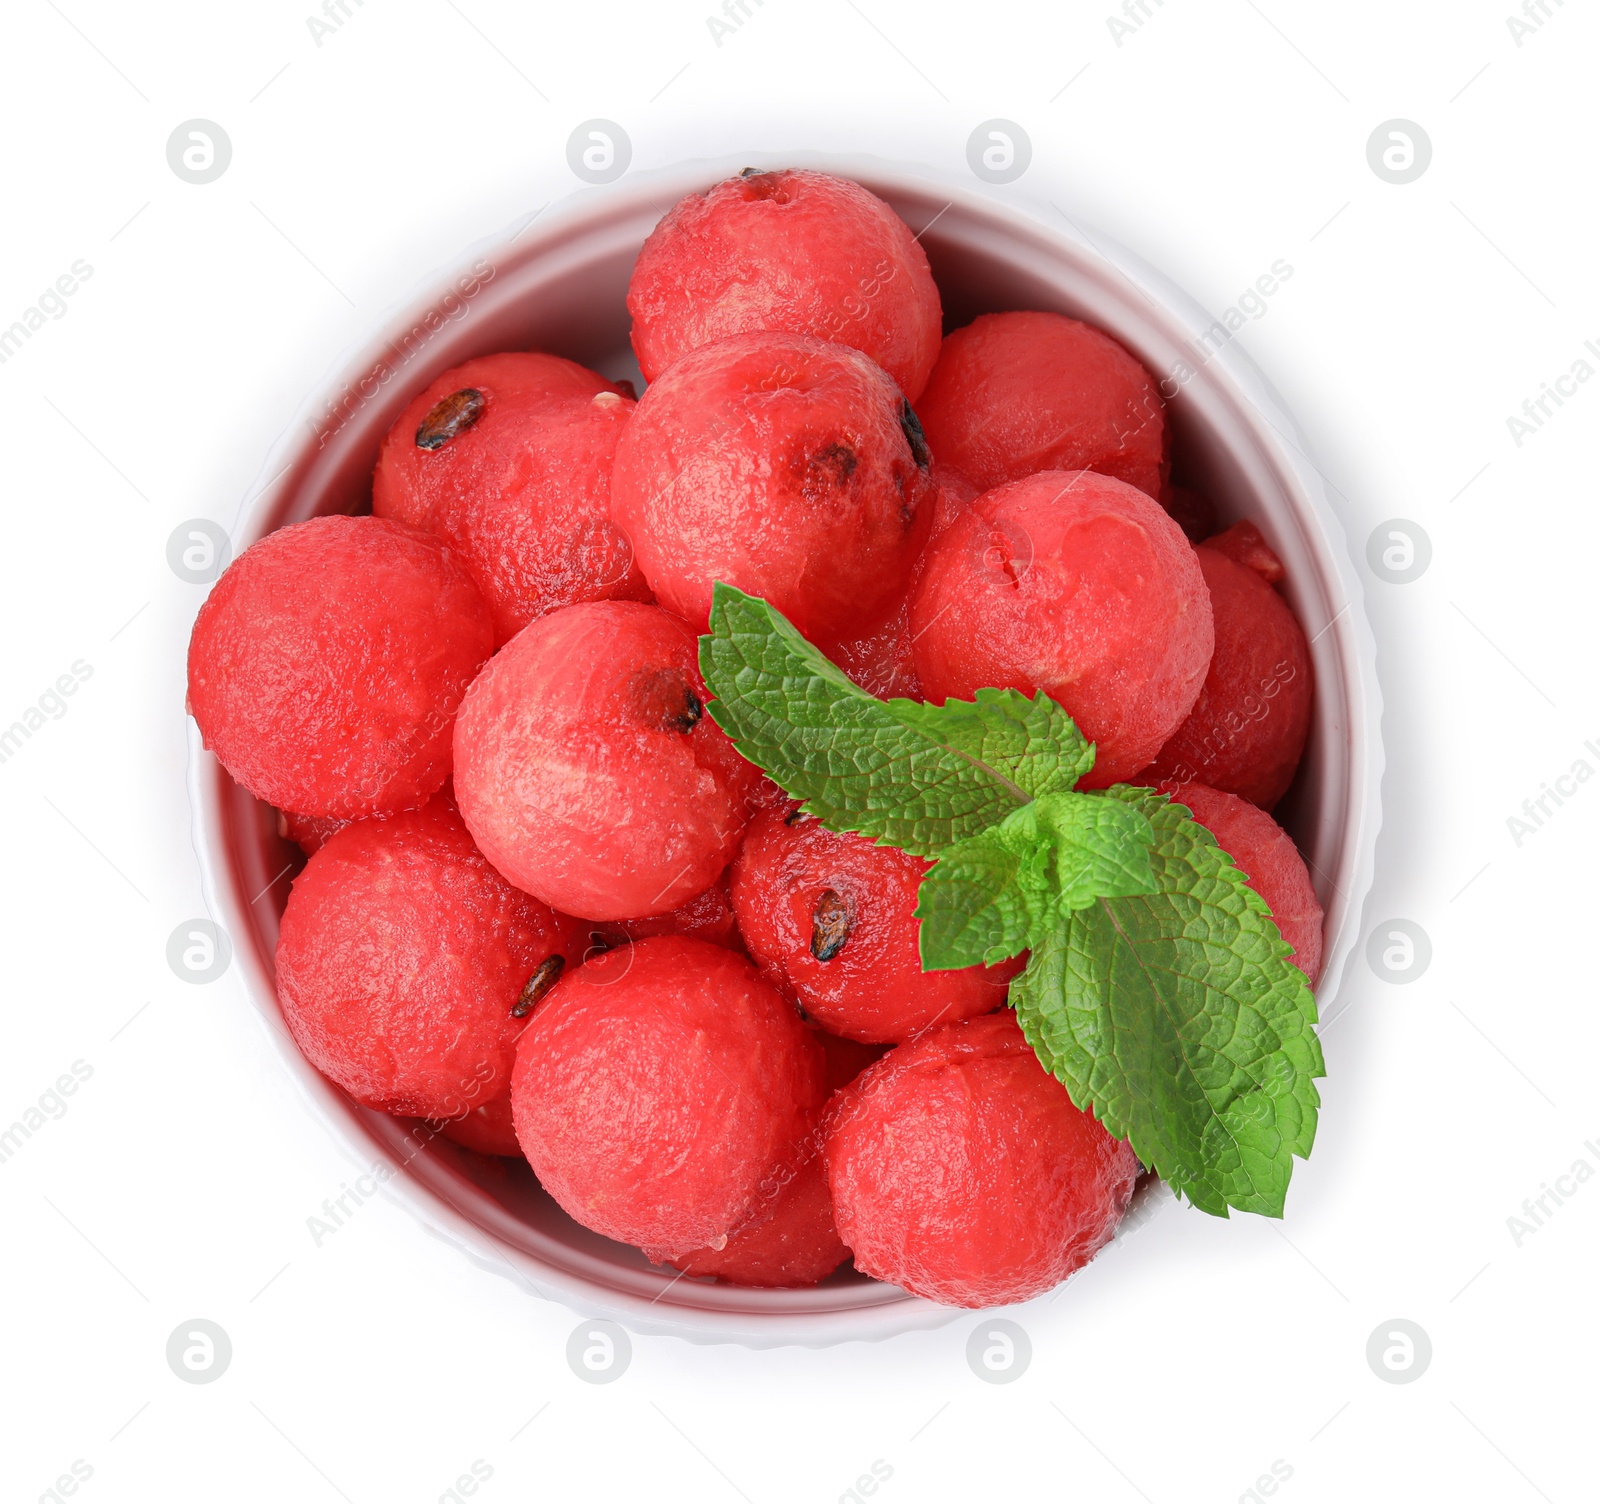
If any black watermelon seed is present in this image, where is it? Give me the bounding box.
[811,889,853,962]
[511,954,565,1018]
[415,388,486,450]
[899,399,931,469]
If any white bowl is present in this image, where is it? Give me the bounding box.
[191,154,1382,1347]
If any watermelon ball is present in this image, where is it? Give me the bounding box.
[929,462,981,537]
[372,352,648,647]
[277,808,346,856]
[453,601,760,921]
[1161,782,1324,985]
[820,602,921,701]
[1202,518,1286,584]
[187,514,493,819]
[439,1091,522,1157]
[279,778,459,857]
[610,331,935,641]
[1147,541,1312,809]
[730,806,1021,1043]
[1159,483,1217,544]
[812,1025,889,1091]
[670,1146,848,1289]
[586,873,743,953]
[275,797,579,1118]
[915,310,1169,498]
[826,1011,1140,1307]
[819,463,980,699]
[510,936,828,1259]
[910,470,1214,787]
[627,168,943,400]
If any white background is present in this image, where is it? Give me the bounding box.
[2,1,1596,1500]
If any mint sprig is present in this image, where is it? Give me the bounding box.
[700,584,1095,857]
[1011,788,1321,1218]
[699,583,1323,1220]
[915,792,1159,970]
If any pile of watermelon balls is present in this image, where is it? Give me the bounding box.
[187,170,1323,1309]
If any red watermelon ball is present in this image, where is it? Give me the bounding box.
[916,310,1168,498]
[627,168,943,400]
[910,470,1213,787]
[439,1091,522,1157]
[510,936,828,1259]
[1159,482,1217,544]
[819,603,922,701]
[277,808,347,856]
[826,1012,1140,1307]
[453,601,760,921]
[586,872,743,954]
[811,1025,889,1092]
[1162,781,1324,985]
[610,330,935,642]
[1202,518,1286,583]
[372,352,649,647]
[1147,541,1313,809]
[731,806,1020,1043]
[187,514,493,819]
[275,796,580,1118]
[816,461,985,700]
[669,1147,848,1289]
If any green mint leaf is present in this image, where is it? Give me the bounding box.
[886,696,1096,804]
[1010,787,1323,1219]
[915,791,1158,970]
[699,583,1095,856]
[1008,791,1161,915]
[912,826,1031,970]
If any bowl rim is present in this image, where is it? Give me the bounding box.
[191,150,1384,1347]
